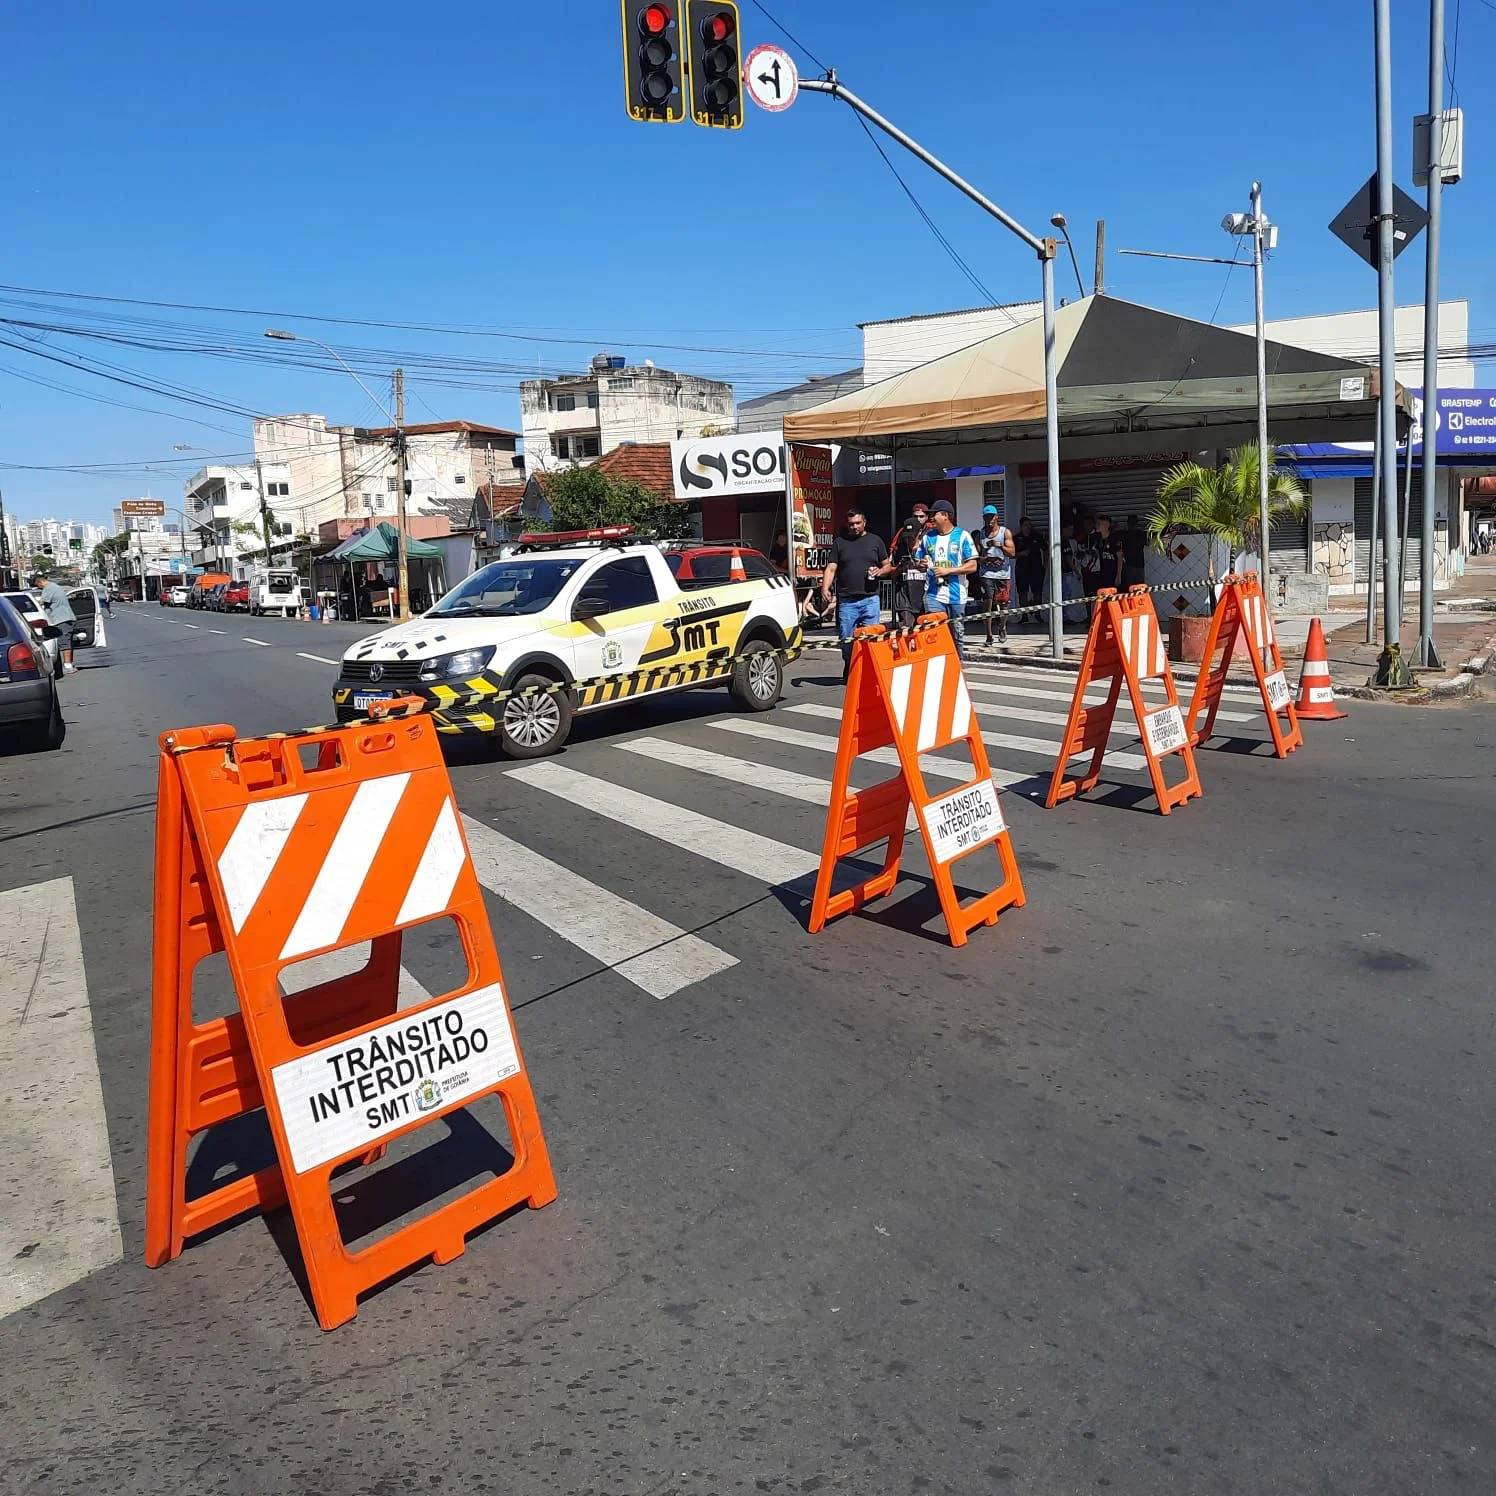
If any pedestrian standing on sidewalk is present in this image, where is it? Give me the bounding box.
[820,510,888,684]
[916,500,978,661]
[976,504,1015,647]
[888,502,930,628]
[1121,513,1147,589]
[32,572,77,673]
[1013,516,1045,619]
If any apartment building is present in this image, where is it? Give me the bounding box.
[520,354,733,472]
[248,414,521,533]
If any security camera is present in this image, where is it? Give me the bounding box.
[1221,211,1251,235]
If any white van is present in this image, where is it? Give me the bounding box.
[250,569,304,618]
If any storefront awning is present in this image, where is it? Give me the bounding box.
[783,295,1406,460]
[325,521,442,563]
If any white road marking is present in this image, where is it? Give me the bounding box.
[460,814,735,1000]
[785,701,1150,772]
[209,629,226,635]
[618,735,920,829]
[710,717,1038,790]
[0,877,123,1317]
[242,637,271,647]
[963,675,1256,723]
[507,760,820,885]
[182,623,199,629]
[297,652,341,666]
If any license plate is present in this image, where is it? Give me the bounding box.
[353,692,393,711]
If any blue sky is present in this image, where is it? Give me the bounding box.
[2,0,1491,526]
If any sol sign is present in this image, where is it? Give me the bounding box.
[672,432,786,499]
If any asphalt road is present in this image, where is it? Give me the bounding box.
[2,602,1494,1495]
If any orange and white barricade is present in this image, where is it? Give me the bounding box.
[808,617,1025,948]
[1183,572,1302,757]
[145,700,556,1329]
[1045,586,1203,815]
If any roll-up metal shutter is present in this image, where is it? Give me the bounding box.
[1356,469,1423,583]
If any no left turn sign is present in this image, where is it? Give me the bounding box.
[743,44,798,113]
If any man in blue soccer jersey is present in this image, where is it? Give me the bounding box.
[915,500,978,661]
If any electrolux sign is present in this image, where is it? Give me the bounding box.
[1412,389,1496,456]
[672,432,787,499]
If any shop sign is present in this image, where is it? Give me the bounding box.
[789,444,834,579]
[672,432,786,499]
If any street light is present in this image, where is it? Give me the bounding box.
[265,328,410,620]
[1050,213,1087,299]
[1223,184,1275,596]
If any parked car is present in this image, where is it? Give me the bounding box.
[0,594,64,751]
[223,580,250,612]
[68,587,98,647]
[250,568,304,618]
[203,582,229,611]
[660,541,782,588]
[109,587,131,603]
[165,584,190,605]
[1,592,62,678]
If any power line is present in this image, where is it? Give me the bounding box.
[744,1,828,73]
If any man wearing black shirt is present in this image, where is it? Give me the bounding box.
[820,510,889,681]
[1084,514,1124,599]
[887,501,931,628]
[1121,514,1147,588]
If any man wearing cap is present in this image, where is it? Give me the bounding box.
[914,500,978,660]
[976,504,1015,647]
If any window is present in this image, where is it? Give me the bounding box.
[454,473,466,484]
[264,423,276,444]
[555,394,576,412]
[239,482,254,490]
[607,377,635,390]
[740,552,776,580]
[266,481,290,498]
[586,391,599,409]
[577,434,600,458]
[982,478,1004,503]
[685,553,734,582]
[387,477,399,492]
[575,556,659,616]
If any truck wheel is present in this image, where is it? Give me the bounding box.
[729,640,783,712]
[498,673,573,758]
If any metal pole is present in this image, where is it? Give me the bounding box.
[798,77,1046,253]
[796,72,1059,654]
[1251,181,1271,601]
[393,368,410,621]
[1418,0,1445,668]
[1042,252,1063,658]
[1372,0,1409,683]
[1094,220,1105,296]
[1366,419,1382,643]
[1399,427,1415,624]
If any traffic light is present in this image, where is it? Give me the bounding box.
[686,2,743,129]
[69,537,83,551]
[621,2,684,123]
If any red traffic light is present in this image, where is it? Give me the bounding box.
[639,3,671,33]
[700,9,734,42]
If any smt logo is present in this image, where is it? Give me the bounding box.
[672,432,787,497]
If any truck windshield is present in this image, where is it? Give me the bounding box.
[428,558,585,618]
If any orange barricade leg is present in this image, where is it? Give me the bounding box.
[811,618,1025,948]
[147,715,556,1328]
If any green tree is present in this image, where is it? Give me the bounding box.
[541,465,692,540]
[1149,442,1306,569]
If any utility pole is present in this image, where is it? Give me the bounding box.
[1250,181,1272,598]
[1417,0,1445,668]
[1094,220,1105,296]
[1372,0,1410,685]
[393,368,410,621]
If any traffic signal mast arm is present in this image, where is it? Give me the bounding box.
[794,70,1065,660]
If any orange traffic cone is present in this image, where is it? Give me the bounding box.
[1294,618,1348,720]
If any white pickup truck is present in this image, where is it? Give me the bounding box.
[333,531,802,757]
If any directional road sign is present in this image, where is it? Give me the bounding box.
[1329,175,1429,267]
[743,43,798,113]
[119,499,166,517]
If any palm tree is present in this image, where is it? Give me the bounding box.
[1149,442,1306,575]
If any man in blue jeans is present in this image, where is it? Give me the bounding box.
[819,509,888,684]
[914,499,978,661]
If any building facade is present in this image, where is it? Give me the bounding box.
[520,356,733,472]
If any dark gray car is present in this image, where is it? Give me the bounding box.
[0,594,64,751]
